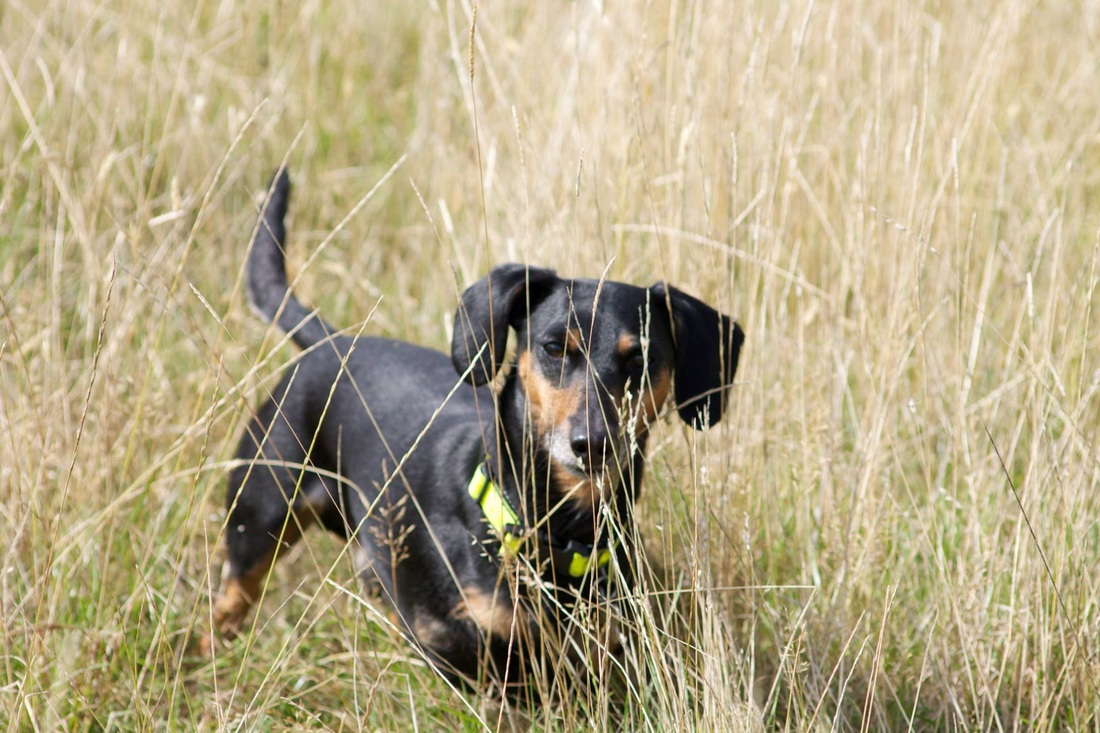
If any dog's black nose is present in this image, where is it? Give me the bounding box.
[570,428,610,467]
[570,432,591,459]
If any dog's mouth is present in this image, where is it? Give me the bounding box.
[561,454,600,479]
[546,432,622,486]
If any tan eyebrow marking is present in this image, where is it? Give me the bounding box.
[565,328,583,353]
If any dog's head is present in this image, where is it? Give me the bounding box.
[452,265,743,501]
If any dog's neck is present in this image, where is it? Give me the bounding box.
[488,370,647,549]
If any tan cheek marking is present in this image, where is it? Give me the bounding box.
[453,585,522,640]
[634,368,672,434]
[518,350,581,435]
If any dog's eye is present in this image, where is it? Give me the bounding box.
[627,351,646,370]
[543,341,565,358]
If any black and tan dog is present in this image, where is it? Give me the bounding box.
[209,169,743,691]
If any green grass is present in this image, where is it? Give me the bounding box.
[3,0,1100,729]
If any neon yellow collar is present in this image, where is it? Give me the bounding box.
[467,463,612,578]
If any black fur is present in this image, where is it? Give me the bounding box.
[210,169,744,693]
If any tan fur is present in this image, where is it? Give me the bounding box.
[553,462,599,509]
[453,585,522,640]
[413,614,452,650]
[615,333,671,431]
[616,333,637,356]
[565,327,583,353]
[208,502,315,646]
[634,368,672,433]
[519,344,669,510]
[518,350,581,436]
[211,553,273,641]
[519,351,602,509]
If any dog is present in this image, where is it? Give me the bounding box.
[208,169,743,694]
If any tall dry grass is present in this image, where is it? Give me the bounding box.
[2,0,1099,729]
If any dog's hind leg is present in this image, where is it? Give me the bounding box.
[211,381,343,644]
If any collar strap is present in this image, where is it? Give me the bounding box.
[467,462,612,578]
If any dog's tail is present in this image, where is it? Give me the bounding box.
[247,169,335,350]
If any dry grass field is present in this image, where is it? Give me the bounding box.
[3,0,1100,729]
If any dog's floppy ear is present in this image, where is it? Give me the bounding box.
[650,283,744,428]
[452,264,558,385]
